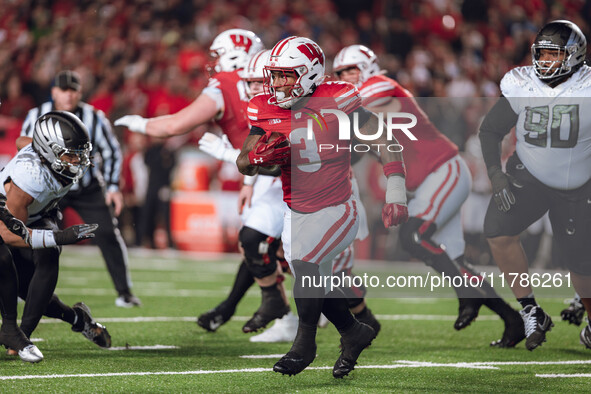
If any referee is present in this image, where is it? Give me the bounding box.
[20,70,141,308]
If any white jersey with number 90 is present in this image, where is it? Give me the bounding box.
[500,65,591,190]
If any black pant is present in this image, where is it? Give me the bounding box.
[9,218,61,337]
[59,184,131,295]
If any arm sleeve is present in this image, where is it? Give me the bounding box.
[478,96,518,171]
[249,125,266,136]
[348,106,372,128]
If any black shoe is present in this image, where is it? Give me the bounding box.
[242,296,290,333]
[333,322,376,378]
[197,303,235,332]
[454,298,484,330]
[520,305,553,351]
[355,308,381,338]
[561,298,585,326]
[490,308,526,348]
[72,302,112,348]
[273,346,317,376]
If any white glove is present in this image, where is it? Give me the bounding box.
[114,115,148,134]
[199,132,240,163]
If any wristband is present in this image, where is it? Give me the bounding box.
[243,174,257,186]
[385,176,407,205]
[383,161,406,177]
[31,229,57,249]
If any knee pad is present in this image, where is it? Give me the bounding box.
[239,227,278,279]
[399,217,445,262]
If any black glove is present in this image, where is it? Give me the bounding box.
[0,195,31,244]
[488,166,523,212]
[54,224,99,245]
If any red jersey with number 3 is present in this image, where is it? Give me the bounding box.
[207,70,250,148]
[360,75,458,191]
[248,81,362,213]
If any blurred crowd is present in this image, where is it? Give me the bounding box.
[0,0,589,257]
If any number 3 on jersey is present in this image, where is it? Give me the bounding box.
[290,127,321,172]
[524,104,579,148]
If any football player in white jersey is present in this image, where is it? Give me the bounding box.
[0,111,111,362]
[479,20,591,351]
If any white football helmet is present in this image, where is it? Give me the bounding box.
[243,49,271,98]
[209,29,264,73]
[333,45,380,87]
[264,36,325,109]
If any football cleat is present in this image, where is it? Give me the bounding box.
[242,295,290,333]
[580,318,591,349]
[520,305,553,351]
[454,298,484,330]
[18,345,44,363]
[333,322,376,378]
[561,297,585,326]
[250,312,298,343]
[490,308,526,348]
[355,308,381,338]
[72,302,112,348]
[0,325,44,363]
[197,304,235,332]
[273,345,317,376]
[115,293,142,308]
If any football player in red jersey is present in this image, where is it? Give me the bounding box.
[116,30,294,334]
[334,44,525,348]
[237,37,408,378]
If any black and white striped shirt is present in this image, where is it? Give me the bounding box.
[21,102,122,193]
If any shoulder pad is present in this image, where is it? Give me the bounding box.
[500,66,535,97]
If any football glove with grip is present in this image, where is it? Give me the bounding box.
[248,133,290,166]
[114,115,148,134]
[199,132,240,163]
[382,175,408,228]
[31,224,98,249]
[488,165,523,212]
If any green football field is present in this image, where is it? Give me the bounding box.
[1,246,589,392]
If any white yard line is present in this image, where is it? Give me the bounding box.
[537,373,591,378]
[108,345,179,351]
[4,360,591,380]
[36,314,499,324]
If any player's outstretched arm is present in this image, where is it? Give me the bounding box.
[115,94,219,138]
[1,185,98,248]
